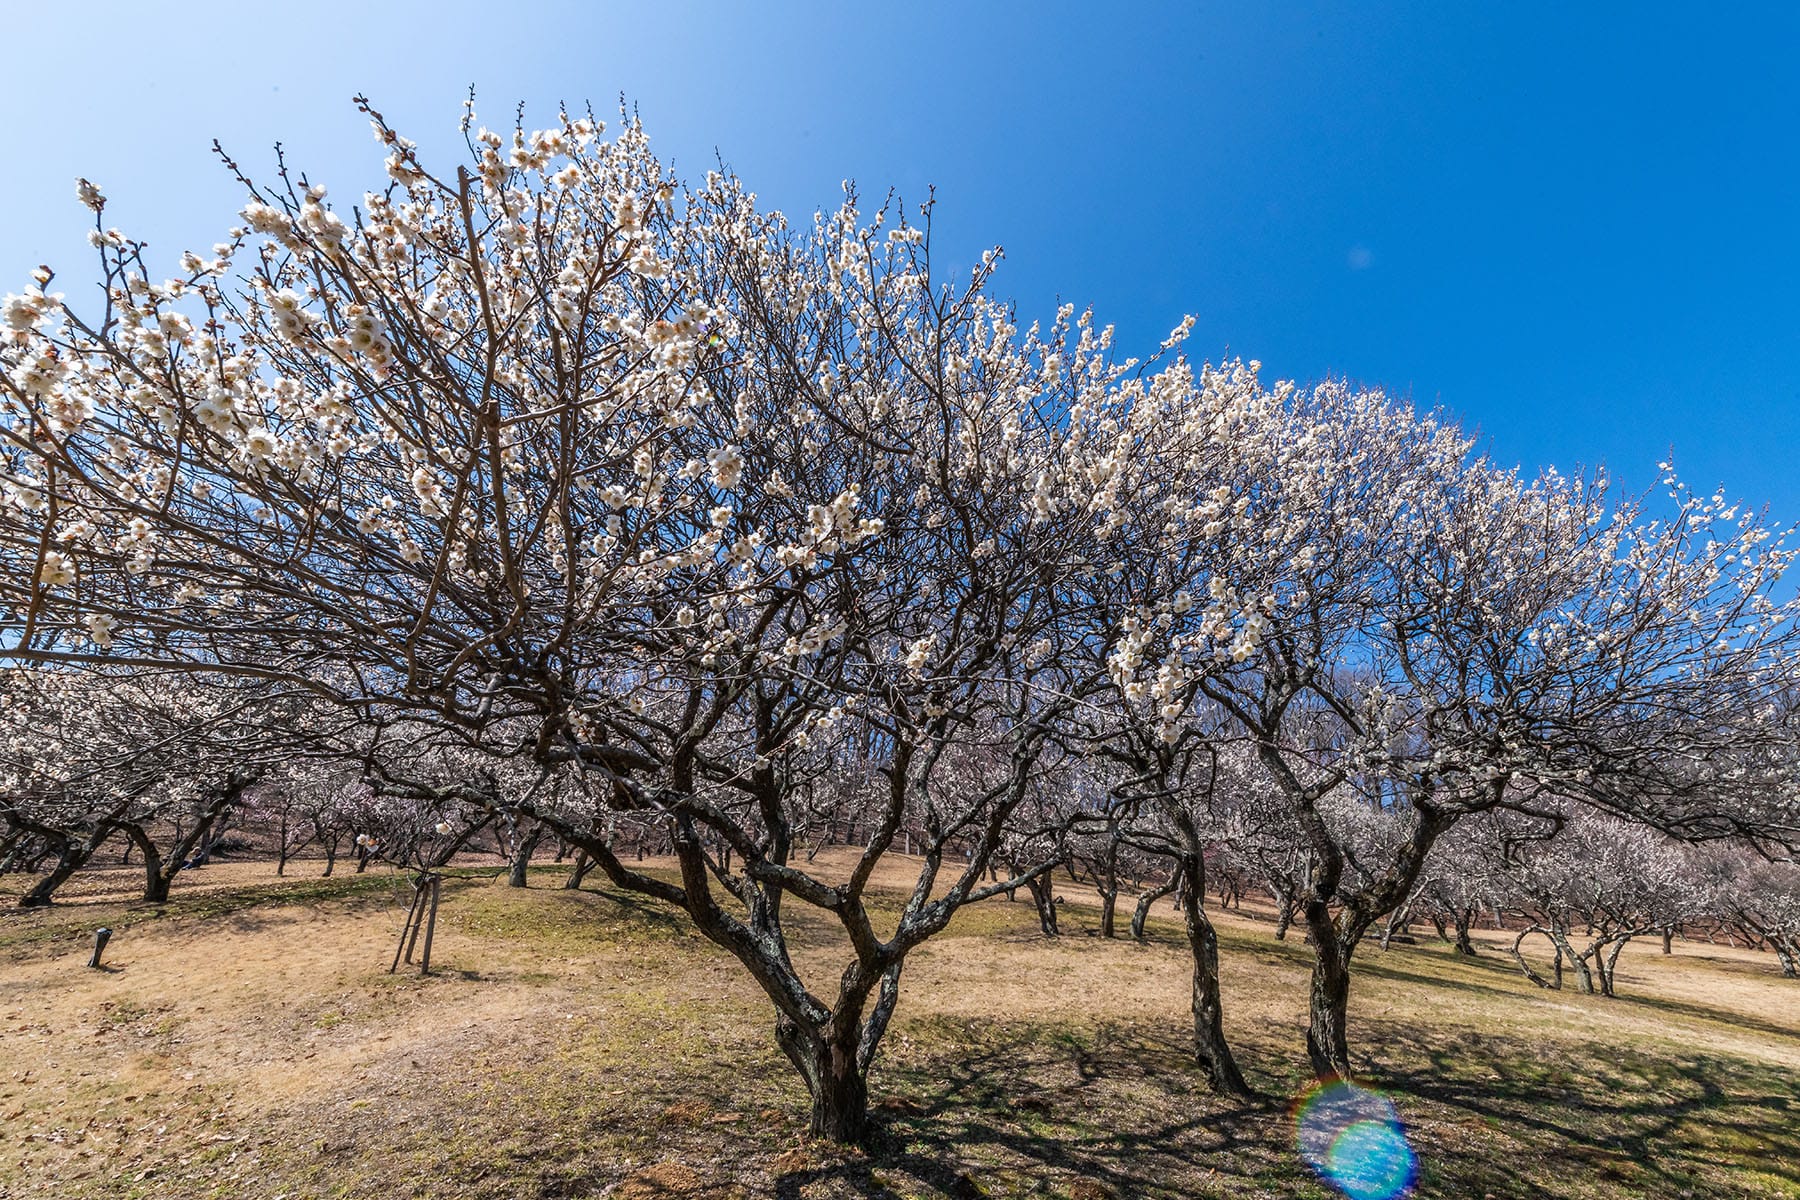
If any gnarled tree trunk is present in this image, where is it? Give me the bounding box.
[563,849,597,890]
[508,823,544,887]
[1453,908,1477,957]
[1176,851,1251,1096]
[777,1018,873,1141]
[1024,873,1059,936]
[1304,903,1356,1080]
[1130,875,1176,940]
[18,829,105,908]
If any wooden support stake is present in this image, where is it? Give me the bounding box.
[418,876,442,975]
[392,878,425,973]
[403,875,431,965]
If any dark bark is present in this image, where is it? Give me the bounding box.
[1024,873,1059,936]
[1304,902,1355,1080]
[121,786,240,905]
[1175,851,1252,1096]
[13,809,120,908]
[128,826,169,904]
[19,830,104,908]
[563,849,597,890]
[1453,909,1477,957]
[1273,895,1295,941]
[1130,876,1177,940]
[1094,823,1121,938]
[777,1018,872,1142]
[508,823,544,888]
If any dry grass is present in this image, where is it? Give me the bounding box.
[1,851,1796,1199]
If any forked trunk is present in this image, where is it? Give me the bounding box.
[1511,929,1560,989]
[19,817,117,908]
[563,850,596,890]
[1024,873,1059,936]
[776,1018,870,1143]
[1551,931,1595,994]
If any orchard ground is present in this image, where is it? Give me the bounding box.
[2,852,1796,1200]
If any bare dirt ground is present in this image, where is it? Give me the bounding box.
[2,852,1796,1199]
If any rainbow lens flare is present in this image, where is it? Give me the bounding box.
[1295,1081,1418,1200]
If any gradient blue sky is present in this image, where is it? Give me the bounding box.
[3,3,1795,516]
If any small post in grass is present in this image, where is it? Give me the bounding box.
[88,927,113,968]
[418,875,442,975]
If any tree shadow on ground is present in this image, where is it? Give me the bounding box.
[758,1017,1800,1199]
[1352,1019,1800,1199]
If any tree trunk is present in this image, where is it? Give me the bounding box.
[1511,929,1558,989]
[1024,873,1059,936]
[1453,909,1476,957]
[1552,931,1595,994]
[1772,938,1797,979]
[776,1019,869,1143]
[1176,854,1251,1095]
[1599,937,1632,997]
[1306,931,1354,1080]
[1273,895,1295,941]
[1378,906,1404,951]
[509,824,543,888]
[1131,876,1177,939]
[1098,887,1118,938]
[124,826,170,904]
[19,831,105,908]
[564,850,596,890]
[1661,926,1674,955]
[1301,892,1360,1081]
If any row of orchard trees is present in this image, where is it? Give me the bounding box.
[1,99,1797,1140]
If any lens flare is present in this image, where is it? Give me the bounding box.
[1295,1081,1418,1200]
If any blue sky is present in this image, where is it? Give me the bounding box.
[4,2,1796,517]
